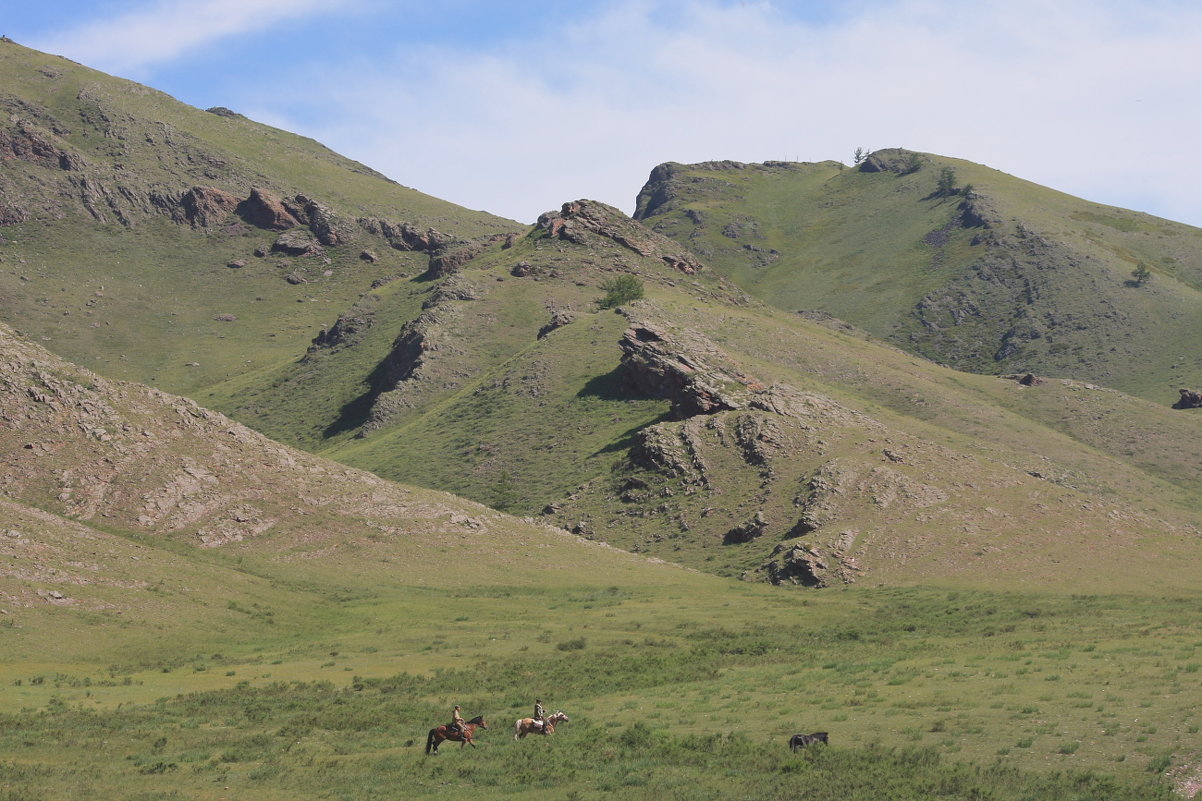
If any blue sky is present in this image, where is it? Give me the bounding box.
[5,1,1201,227]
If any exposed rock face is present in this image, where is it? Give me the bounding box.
[422,275,483,309]
[617,314,756,418]
[297,196,342,245]
[537,199,705,275]
[310,312,371,352]
[0,120,78,170]
[357,217,509,278]
[357,217,452,253]
[857,148,922,174]
[1174,389,1202,409]
[176,186,239,227]
[426,239,493,278]
[724,511,768,544]
[273,228,323,256]
[357,309,449,434]
[537,308,575,339]
[236,188,301,230]
[629,421,709,484]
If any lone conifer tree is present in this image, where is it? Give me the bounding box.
[936,167,958,196]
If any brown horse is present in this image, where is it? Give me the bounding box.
[513,710,569,739]
[426,714,488,755]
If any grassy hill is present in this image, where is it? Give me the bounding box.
[3,41,1201,590]
[632,153,1202,403]
[4,41,1202,800]
[1,323,1196,800]
[0,37,521,398]
[182,197,1202,594]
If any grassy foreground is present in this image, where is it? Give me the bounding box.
[2,578,1198,800]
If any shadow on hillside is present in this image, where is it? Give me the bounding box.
[591,420,668,457]
[322,360,395,439]
[577,366,637,402]
[578,366,669,456]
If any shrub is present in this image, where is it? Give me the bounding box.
[597,275,644,309]
[936,167,958,196]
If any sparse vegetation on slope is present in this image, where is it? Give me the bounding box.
[633,152,1202,402]
[4,40,1202,801]
[0,38,521,398]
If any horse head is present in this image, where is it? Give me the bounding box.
[468,715,488,728]
[550,711,569,724]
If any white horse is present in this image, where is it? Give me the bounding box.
[513,710,569,739]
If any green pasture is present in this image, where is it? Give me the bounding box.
[3,575,1198,800]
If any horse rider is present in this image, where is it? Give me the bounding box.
[533,699,546,731]
[450,704,466,736]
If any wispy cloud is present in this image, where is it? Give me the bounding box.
[31,0,355,75]
[258,0,1201,225]
[21,0,1202,227]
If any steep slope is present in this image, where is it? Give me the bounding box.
[0,38,522,397]
[3,41,1201,595]
[0,320,689,664]
[211,198,1202,592]
[633,153,1202,402]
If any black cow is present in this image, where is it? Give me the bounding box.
[789,731,829,751]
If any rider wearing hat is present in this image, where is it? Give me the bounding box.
[450,704,466,736]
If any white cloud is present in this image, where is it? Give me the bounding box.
[32,0,356,75]
[256,0,1202,226]
[35,0,1202,227]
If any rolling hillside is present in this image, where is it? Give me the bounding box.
[0,37,521,398]
[205,198,1202,591]
[4,40,1202,801]
[633,153,1202,402]
[2,321,1197,801]
[0,317,709,666]
[2,38,1202,593]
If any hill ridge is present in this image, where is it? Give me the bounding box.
[632,150,1202,401]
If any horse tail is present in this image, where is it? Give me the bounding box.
[425,728,436,754]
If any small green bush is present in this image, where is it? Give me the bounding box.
[597,276,644,309]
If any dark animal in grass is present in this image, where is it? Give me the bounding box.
[426,715,488,755]
[789,731,829,751]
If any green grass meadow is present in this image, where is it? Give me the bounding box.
[3,574,1198,800]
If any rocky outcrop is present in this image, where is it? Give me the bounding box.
[357,217,452,253]
[296,196,342,245]
[724,511,768,544]
[0,120,79,170]
[538,308,575,339]
[175,186,239,227]
[426,239,493,279]
[629,419,710,484]
[857,148,923,174]
[356,309,450,434]
[310,312,371,352]
[618,315,757,418]
[1174,389,1202,409]
[537,199,705,275]
[273,228,323,256]
[236,188,301,230]
[422,275,484,309]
